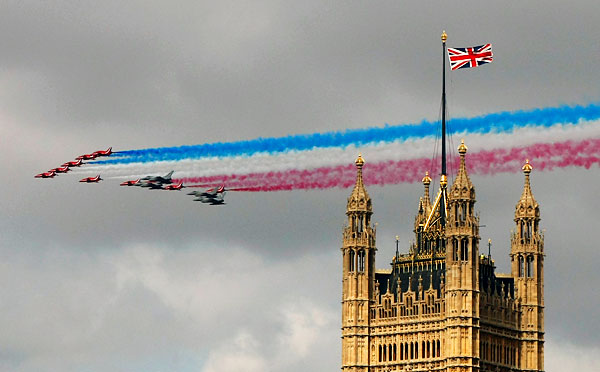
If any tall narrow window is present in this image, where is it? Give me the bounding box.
[461,239,468,261]
[453,239,458,261]
[358,215,364,233]
[454,203,459,226]
[519,256,524,277]
[379,345,382,362]
[358,250,365,272]
[349,250,355,272]
[527,256,534,278]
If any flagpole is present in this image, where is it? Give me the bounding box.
[440,30,448,228]
[441,30,447,177]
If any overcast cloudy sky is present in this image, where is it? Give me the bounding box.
[1,1,599,371]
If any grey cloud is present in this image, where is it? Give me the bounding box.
[1,1,599,371]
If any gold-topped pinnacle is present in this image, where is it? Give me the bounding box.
[440,174,448,187]
[458,139,468,154]
[355,153,365,167]
[422,171,432,185]
[441,30,447,43]
[522,159,532,174]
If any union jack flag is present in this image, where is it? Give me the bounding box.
[447,44,493,70]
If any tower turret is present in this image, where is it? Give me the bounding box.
[341,154,376,371]
[445,140,480,371]
[511,160,544,371]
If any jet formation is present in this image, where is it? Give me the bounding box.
[35,148,231,206]
[35,147,112,182]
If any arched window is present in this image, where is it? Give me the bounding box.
[526,221,532,241]
[527,256,534,278]
[452,239,458,261]
[358,250,365,272]
[378,345,382,362]
[383,344,386,361]
[410,342,414,359]
[427,340,431,358]
[454,203,459,226]
[519,256,524,277]
[349,250,355,272]
[405,343,409,360]
[520,221,524,239]
[461,238,468,261]
[400,342,404,360]
[437,339,440,357]
[460,202,466,222]
[415,342,419,359]
[357,215,364,233]
[393,343,397,361]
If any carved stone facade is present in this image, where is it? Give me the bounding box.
[341,144,544,372]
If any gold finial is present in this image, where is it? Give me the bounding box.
[458,139,468,154]
[396,235,399,241]
[422,171,432,185]
[522,159,532,174]
[440,174,448,187]
[441,30,447,43]
[355,153,364,167]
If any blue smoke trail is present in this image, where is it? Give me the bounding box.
[96,102,600,165]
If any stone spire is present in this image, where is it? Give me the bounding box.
[515,159,539,219]
[450,139,474,196]
[347,154,372,213]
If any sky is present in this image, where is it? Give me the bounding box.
[1,1,599,371]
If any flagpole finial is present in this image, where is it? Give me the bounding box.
[441,30,447,43]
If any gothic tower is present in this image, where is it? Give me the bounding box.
[445,140,481,371]
[511,160,544,371]
[341,154,376,371]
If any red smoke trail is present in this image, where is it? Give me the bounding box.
[174,138,600,192]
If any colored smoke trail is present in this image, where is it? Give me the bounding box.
[175,138,600,192]
[96,103,600,165]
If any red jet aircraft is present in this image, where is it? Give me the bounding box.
[79,175,102,183]
[51,166,70,173]
[34,171,56,178]
[93,147,113,157]
[62,159,83,167]
[120,179,140,186]
[76,153,98,160]
[164,182,184,190]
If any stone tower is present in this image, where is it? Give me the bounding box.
[339,146,545,371]
[444,140,481,371]
[341,154,376,371]
[511,160,545,371]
